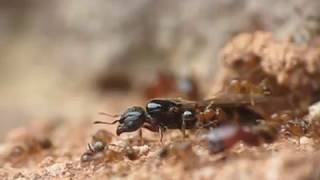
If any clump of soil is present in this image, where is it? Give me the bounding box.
[211,31,320,113]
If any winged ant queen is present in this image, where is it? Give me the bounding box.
[94,79,272,142]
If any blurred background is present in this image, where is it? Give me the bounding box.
[0,0,319,139]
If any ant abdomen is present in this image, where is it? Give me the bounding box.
[251,124,278,144]
[206,125,242,153]
[240,126,261,146]
[205,123,278,153]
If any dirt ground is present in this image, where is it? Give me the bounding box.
[1,121,320,180]
[1,32,320,180]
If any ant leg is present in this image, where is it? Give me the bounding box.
[250,91,255,106]
[181,118,186,139]
[182,110,198,139]
[159,128,163,144]
[87,143,94,153]
[159,127,166,144]
[138,129,143,145]
[142,124,164,143]
[194,121,216,136]
[203,121,216,128]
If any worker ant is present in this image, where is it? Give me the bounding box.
[203,122,278,153]
[81,129,141,163]
[220,79,271,106]
[270,110,309,144]
[203,109,311,153]
[5,137,53,165]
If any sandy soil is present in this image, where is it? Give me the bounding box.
[1,31,320,180]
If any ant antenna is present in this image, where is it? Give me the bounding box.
[87,143,94,152]
[99,112,120,118]
[94,120,119,125]
[95,112,120,124]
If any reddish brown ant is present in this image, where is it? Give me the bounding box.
[227,79,271,96]
[221,79,271,105]
[204,110,309,153]
[203,121,279,154]
[204,125,252,153]
[269,110,309,144]
[5,137,53,165]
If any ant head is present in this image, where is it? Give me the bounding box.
[95,106,146,136]
[146,99,181,118]
[258,79,272,96]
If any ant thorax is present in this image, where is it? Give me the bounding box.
[145,99,197,129]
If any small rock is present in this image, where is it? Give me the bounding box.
[300,137,312,145]
[306,101,320,123]
[39,156,55,168]
[132,145,150,156]
[45,163,66,177]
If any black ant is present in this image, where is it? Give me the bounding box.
[94,94,266,142]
